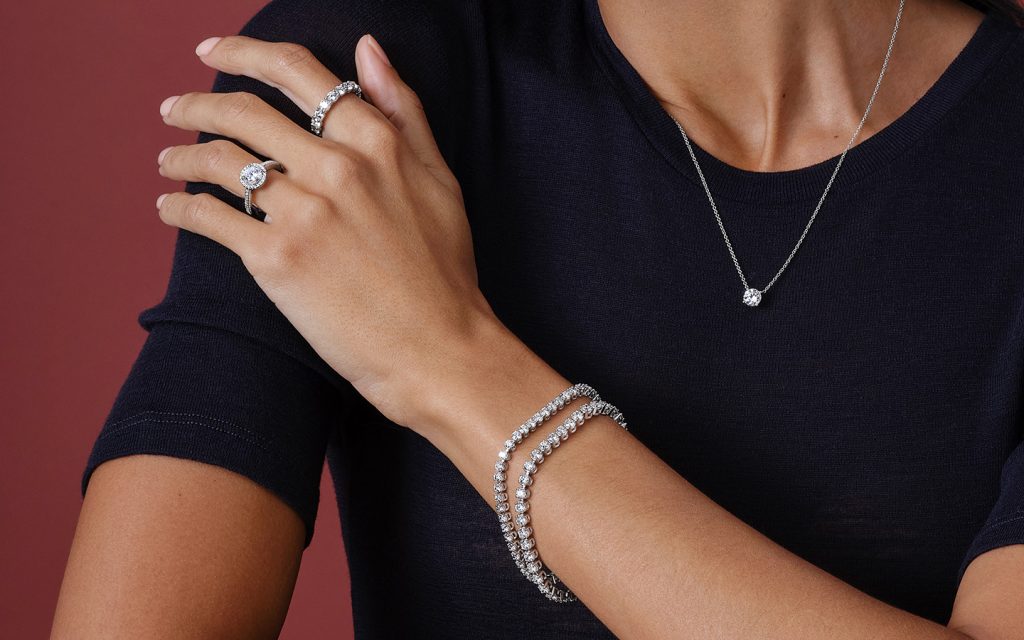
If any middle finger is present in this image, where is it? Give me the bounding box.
[161,91,321,169]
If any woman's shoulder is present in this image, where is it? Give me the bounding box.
[977,17,1024,103]
[234,0,496,153]
[238,0,486,55]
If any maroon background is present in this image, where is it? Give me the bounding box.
[0,2,353,637]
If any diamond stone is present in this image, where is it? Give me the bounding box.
[743,287,762,306]
[239,163,268,190]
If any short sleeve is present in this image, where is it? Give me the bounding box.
[79,0,391,547]
[81,322,348,548]
[957,439,1024,584]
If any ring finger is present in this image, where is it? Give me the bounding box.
[158,139,305,221]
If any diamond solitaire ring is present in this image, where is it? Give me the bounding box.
[310,80,364,137]
[239,160,284,218]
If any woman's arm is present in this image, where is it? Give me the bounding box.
[150,34,1024,639]
[416,315,1024,640]
[51,455,305,639]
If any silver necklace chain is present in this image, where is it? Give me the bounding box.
[671,0,905,307]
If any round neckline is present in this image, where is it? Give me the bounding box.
[583,0,1020,207]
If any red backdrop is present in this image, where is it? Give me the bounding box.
[0,1,353,637]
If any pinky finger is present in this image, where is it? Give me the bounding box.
[157,192,265,258]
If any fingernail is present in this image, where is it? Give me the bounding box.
[157,146,173,164]
[195,36,222,56]
[160,96,180,117]
[156,194,168,208]
[367,34,391,67]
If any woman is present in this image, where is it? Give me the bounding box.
[52,0,1024,637]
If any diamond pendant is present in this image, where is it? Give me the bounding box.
[742,288,762,307]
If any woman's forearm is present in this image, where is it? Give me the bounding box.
[414,316,971,640]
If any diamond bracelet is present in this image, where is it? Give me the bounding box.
[514,399,628,602]
[493,384,600,587]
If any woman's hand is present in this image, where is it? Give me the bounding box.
[155,34,498,434]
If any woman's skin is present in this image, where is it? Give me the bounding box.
[52,0,1024,638]
[597,0,988,172]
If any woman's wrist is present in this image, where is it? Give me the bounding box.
[405,312,591,484]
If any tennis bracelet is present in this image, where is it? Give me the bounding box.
[493,383,628,602]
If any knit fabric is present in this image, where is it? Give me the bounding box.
[82,0,1024,634]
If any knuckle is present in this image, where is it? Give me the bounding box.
[297,194,333,221]
[448,176,465,205]
[320,150,366,184]
[262,236,303,272]
[198,141,230,173]
[363,120,402,160]
[183,193,216,225]
[223,92,258,121]
[400,83,425,111]
[173,92,201,119]
[273,43,314,73]
[216,36,243,64]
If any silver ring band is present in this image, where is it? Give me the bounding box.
[239,160,284,218]
[310,80,364,137]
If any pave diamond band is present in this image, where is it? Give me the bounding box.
[239,160,283,218]
[310,80,364,137]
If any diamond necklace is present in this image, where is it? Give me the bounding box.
[671,0,905,307]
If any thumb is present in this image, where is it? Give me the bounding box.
[355,34,450,178]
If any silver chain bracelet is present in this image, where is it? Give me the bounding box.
[493,384,600,587]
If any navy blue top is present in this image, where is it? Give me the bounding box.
[82,0,1024,635]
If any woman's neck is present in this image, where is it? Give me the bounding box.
[596,0,985,171]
